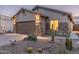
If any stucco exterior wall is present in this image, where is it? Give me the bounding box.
[34,8,68,23]
[16,11,35,22]
[34,8,73,33]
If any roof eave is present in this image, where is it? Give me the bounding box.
[32,5,71,16]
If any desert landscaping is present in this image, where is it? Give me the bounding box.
[0,33,78,54]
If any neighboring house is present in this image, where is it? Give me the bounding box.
[0,15,12,33]
[12,6,74,36]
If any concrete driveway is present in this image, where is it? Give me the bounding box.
[0,33,27,46]
[0,33,66,46]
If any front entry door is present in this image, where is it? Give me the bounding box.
[45,19,50,35]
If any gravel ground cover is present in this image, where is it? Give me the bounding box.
[0,34,79,54]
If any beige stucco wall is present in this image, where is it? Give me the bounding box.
[34,8,68,23]
[16,11,35,22]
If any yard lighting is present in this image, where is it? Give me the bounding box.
[50,19,59,41]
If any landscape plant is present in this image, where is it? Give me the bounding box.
[27,34,37,41]
[65,33,72,51]
[37,48,43,53]
[25,47,33,53]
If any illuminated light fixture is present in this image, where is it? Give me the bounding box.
[35,14,40,20]
[12,16,16,24]
[35,14,40,26]
[13,20,16,24]
[50,19,58,31]
[35,20,40,23]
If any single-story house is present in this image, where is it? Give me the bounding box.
[12,6,74,36]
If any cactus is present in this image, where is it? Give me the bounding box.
[69,39,72,51]
[65,38,69,49]
[65,34,72,51]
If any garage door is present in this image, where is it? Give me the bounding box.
[73,24,79,31]
[16,21,35,34]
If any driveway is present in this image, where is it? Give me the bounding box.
[0,33,66,46]
[0,33,27,46]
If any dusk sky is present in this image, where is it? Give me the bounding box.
[0,5,35,17]
[0,5,79,17]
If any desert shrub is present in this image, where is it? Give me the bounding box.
[27,34,37,41]
[65,33,72,51]
[25,47,33,53]
[37,48,43,53]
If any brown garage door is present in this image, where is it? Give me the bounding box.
[73,24,79,31]
[16,21,35,34]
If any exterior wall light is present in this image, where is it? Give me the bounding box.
[35,14,41,36]
[35,14,40,26]
[12,16,16,24]
[12,16,16,32]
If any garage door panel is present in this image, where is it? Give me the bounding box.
[16,21,35,34]
[73,24,79,31]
